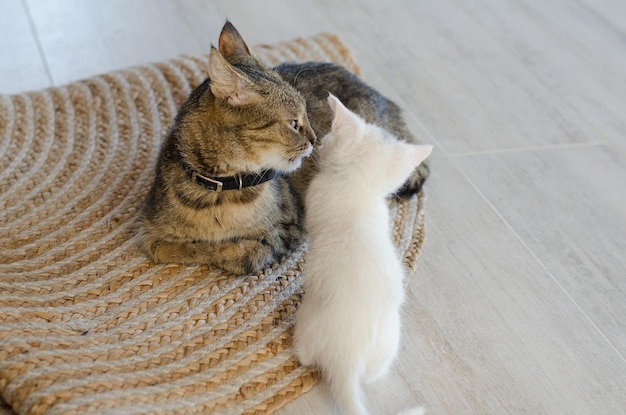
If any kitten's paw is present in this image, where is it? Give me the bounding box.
[294,343,314,367]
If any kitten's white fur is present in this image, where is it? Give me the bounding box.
[294,95,432,415]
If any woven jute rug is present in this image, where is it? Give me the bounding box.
[0,34,427,415]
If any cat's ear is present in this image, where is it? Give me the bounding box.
[218,21,253,64]
[327,93,341,114]
[208,47,263,106]
[327,94,358,130]
[408,145,434,166]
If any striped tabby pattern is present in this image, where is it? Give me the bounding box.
[0,34,426,414]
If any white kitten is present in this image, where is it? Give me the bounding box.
[294,94,432,415]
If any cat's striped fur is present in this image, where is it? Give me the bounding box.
[138,22,429,275]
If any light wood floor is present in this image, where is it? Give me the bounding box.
[2,1,625,414]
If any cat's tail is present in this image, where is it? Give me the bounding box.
[326,362,426,415]
[328,368,369,415]
[394,161,429,199]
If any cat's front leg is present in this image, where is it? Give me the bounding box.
[215,222,304,274]
[144,236,277,275]
[216,238,278,275]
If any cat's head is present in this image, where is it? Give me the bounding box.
[322,94,432,195]
[177,22,316,176]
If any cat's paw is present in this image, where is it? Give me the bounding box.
[149,240,198,264]
[220,239,276,275]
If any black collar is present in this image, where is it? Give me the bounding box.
[180,158,278,192]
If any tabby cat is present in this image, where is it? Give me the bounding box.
[138,22,429,275]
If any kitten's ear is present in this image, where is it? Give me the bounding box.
[409,145,434,166]
[327,93,341,114]
[208,47,263,106]
[218,21,253,64]
[327,94,358,130]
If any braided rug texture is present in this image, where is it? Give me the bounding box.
[0,34,427,415]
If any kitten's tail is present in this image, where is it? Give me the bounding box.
[328,368,369,415]
[328,369,426,415]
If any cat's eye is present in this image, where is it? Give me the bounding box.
[288,119,302,133]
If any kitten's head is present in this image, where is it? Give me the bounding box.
[177,22,316,176]
[321,94,432,195]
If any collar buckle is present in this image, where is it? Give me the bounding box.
[191,171,223,192]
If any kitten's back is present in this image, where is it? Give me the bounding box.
[294,96,432,415]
